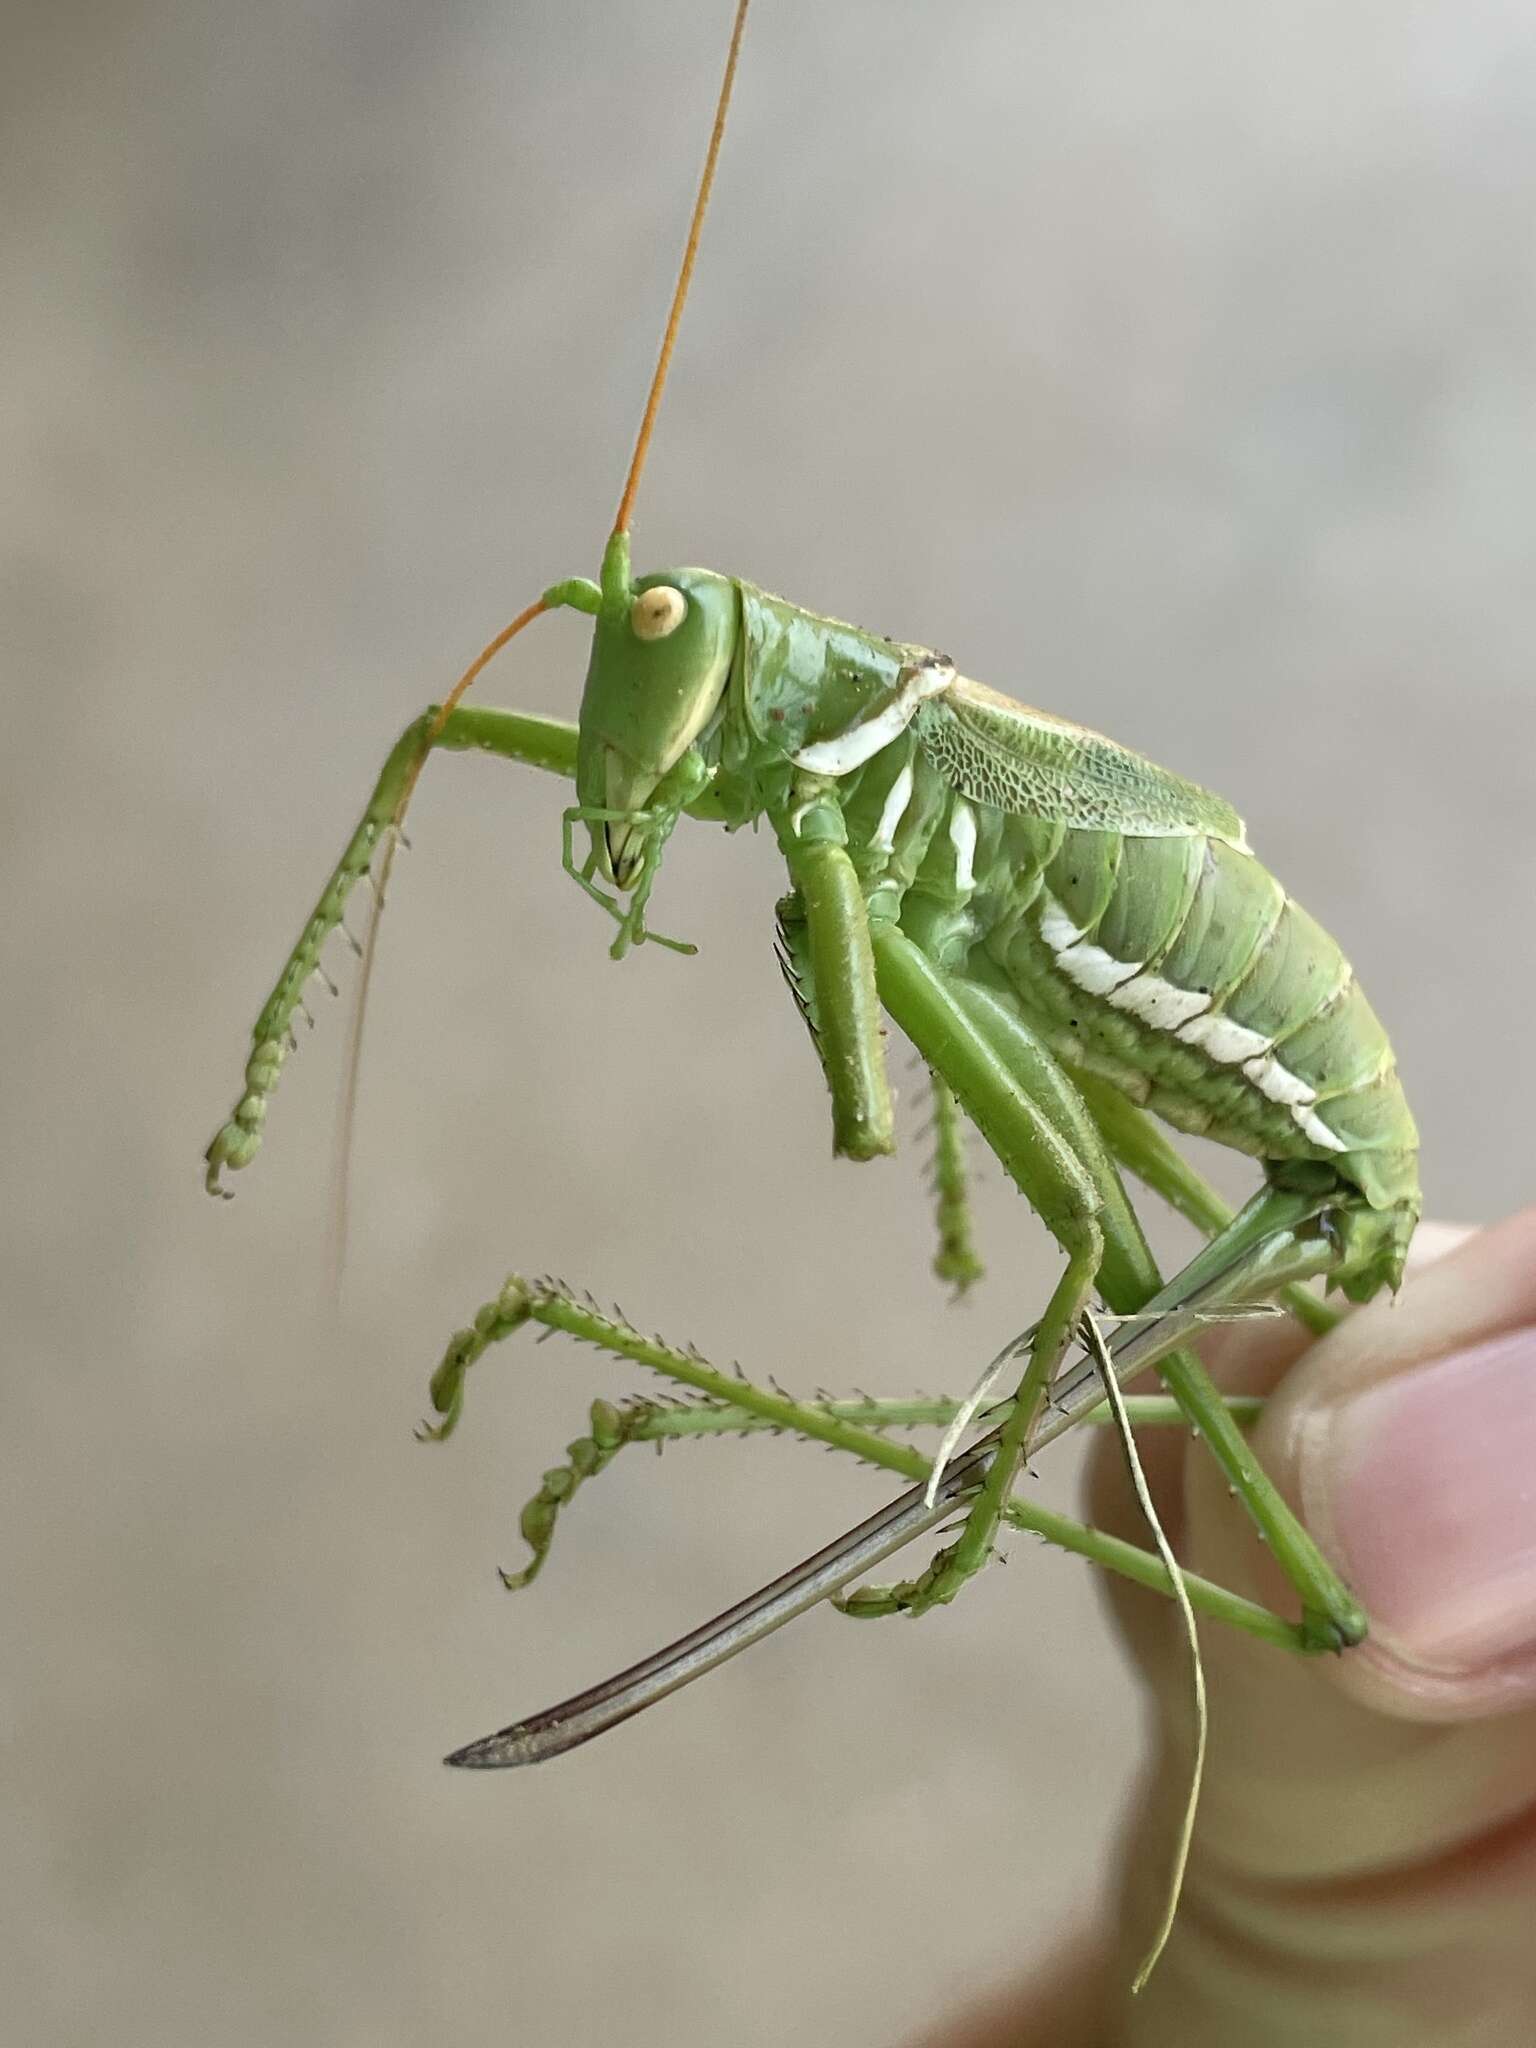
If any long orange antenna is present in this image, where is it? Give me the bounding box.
[330,0,753,1280]
[612,0,752,540]
[409,596,549,809]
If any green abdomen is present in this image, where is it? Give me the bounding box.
[978,825,1420,1216]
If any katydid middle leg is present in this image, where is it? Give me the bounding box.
[926,1072,986,1294]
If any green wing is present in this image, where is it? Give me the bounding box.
[915,678,1248,848]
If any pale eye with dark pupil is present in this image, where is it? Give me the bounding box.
[630,585,687,642]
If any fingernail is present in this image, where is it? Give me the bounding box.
[1307,1328,1536,1675]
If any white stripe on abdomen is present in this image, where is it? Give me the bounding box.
[1035,892,1345,1152]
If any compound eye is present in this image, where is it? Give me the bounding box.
[630,584,687,642]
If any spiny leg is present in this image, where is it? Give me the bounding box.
[923,1335,1017,1509]
[775,809,896,1161]
[499,1382,1265,1598]
[777,860,982,1285]
[511,1386,1267,1598]
[927,1072,985,1293]
[204,705,578,1193]
[422,1274,1299,1648]
[444,1214,1360,1773]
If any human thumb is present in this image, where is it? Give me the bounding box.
[1107,1208,1536,2048]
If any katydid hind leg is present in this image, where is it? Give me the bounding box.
[854,946,1369,1645]
[855,924,1107,1614]
[862,1236,1103,1616]
[940,973,1376,1644]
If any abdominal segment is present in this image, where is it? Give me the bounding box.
[977,826,1418,1209]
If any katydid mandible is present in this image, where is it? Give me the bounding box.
[204,0,1420,1777]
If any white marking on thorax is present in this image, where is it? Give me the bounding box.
[871,762,915,854]
[791,659,956,777]
[948,799,977,891]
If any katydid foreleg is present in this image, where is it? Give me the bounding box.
[203,704,582,1195]
[774,812,896,1161]
[775,882,984,1289]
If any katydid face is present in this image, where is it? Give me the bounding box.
[575,568,737,888]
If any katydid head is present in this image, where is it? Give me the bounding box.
[558,0,751,957]
[575,567,738,891]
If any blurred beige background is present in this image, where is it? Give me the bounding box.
[5,2,1535,2043]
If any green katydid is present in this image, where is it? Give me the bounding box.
[204,0,1419,1868]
